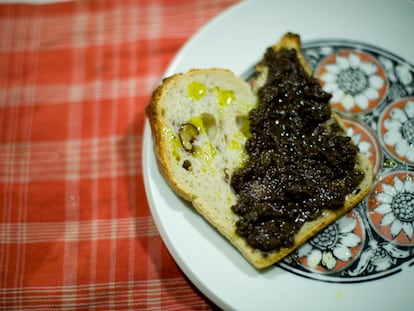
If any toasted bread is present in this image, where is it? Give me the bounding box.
[146,33,373,269]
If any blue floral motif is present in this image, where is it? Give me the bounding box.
[349,240,410,275]
[297,216,360,270]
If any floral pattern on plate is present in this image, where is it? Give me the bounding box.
[343,117,383,177]
[277,40,414,283]
[368,171,414,246]
[379,97,414,164]
[294,210,364,273]
[315,49,387,114]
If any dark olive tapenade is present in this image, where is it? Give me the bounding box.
[230,48,364,252]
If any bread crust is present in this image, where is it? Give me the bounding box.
[147,73,195,202]
[146,34,373,269]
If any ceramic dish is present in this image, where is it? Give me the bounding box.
[143,0,414,309]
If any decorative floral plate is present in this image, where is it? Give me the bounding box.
[277,40,414,283]
[144,1,414,309]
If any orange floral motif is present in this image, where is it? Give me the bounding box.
[368,172,414,245]
[316,50,388,114]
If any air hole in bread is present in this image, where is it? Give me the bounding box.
[236,115,251,138]
[182,160,192,171]
[201,113,217,140]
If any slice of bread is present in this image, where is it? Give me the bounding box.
[146,68,257,254]
[146,33,373,269]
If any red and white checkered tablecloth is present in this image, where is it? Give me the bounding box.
[0,1,239,309]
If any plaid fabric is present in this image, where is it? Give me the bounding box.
[0,0,239,310]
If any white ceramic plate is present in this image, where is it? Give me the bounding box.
[143,0,414,310]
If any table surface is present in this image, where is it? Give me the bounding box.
[0,1,239,309]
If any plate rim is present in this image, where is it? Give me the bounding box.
[143,0,414,309]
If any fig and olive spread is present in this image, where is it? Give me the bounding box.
[231,48,364,252]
